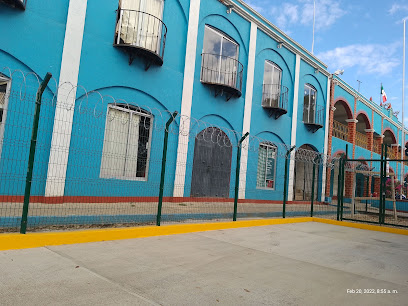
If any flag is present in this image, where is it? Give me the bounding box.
[381,85,387,104]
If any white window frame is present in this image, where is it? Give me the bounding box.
[200,25,239,85]
[303,84,317,124]
[0,75,11,161]
[256,142,277,190]
[100,104,153,181]
[263,61,282,106]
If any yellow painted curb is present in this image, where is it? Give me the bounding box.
[0,217,312,251]
[312,218,408,236]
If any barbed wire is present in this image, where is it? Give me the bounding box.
[2,67,337,166]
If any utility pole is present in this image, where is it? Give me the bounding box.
[357,80,362,93]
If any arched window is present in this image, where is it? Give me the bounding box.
[303,84,317,124]
[262,61,282,108]
[201,25,239,88]
[256,142,277,189]
[100,104,153,180]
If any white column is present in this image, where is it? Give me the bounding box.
[287,54,301,201]
[320,75,332,201]
[45,0,88,197]
[173,0,201,197]
[238,22,257,199]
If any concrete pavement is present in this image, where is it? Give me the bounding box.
[1,222,407,305]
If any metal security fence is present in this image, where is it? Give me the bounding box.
[337,145,408,228]
[1,69,404,234]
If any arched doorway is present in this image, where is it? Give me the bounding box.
[190,127,232,198]
[330,153,343,198]
[355,113,371,149]
[332,100,353,141]
[383,129,397,158]
[293,144,319,201]
[355,161,369,197]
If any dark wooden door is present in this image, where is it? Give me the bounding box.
[191,128,232,198]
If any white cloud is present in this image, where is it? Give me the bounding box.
[300,0,347,29]
[275,3,299,29]
[243,0,265,14]
[317,43,400,75]
[389,3,408,15]
[265,0,346,31]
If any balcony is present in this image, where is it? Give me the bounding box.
[303,105,324,133]
[261,84,288,119]
[332,120,348,141]
[1,0,26,9]
[114,9,167,70]
[200,53,243,100]
[356,131,368,149]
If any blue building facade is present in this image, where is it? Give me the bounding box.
[1,0,405,204]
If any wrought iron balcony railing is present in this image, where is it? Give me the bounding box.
[200,53,243,99]
[262,84,288,119]
[304,105,324,133]
[1,0,26,9]
[114,9,167,68]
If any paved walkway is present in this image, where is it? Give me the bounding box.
[1,222,407,305]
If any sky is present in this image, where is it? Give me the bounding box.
[243,0,408,124]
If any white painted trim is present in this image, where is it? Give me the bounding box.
[321,76,331,201]
[345,119,358,123]
[287,54,301,201]
[238,21,257,199]
[173,0,201,197]
[45,0,88,197]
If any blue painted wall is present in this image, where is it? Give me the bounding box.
[0,0,69,196]
[64,0,189,197]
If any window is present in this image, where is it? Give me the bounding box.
[201,25,239,88]
[0,76,10,159]
[262,61,282,108]
[100,104,152,180]
[303,84,317,124]
[116,0,164,54]
[256,143,277,189]
[0,82,6,125]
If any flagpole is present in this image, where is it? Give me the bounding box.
[401,19,406,192]
[312,0,315,54]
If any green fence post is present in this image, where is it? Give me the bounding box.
[20,72,52,234]
[310,155,320,217]
[379,144,384,224]
[340,146,348,221]
[233,132,249,221]
[365,176,369,212]
[381,145,388,224]
[336,157,342,221]
[156,111,178,226]
[282,146,296,218]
